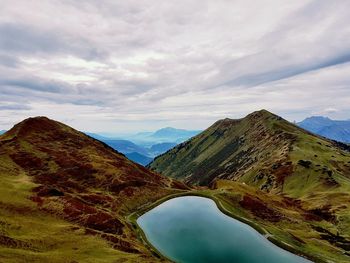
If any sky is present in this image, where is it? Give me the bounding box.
[0,0,350,133]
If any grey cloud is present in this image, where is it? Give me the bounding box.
[0,22,107,60]
[0,76,70,93]
[0,23,63,54]
[223,51,350,88]
[0,104,31,111]
[0,0,350,132]
[0,54,19,67]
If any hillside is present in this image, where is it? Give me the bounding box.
[149,110,350,195]
[148,110,350,262]
[298,116,350,143]
[0,117,184,262]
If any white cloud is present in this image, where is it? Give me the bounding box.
[0,0,349,132]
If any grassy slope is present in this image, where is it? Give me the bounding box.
[0,170,137,263]
[149,110,296,188]
[2,114,350,262]
[0,117,182,262]
[149,110,350,262]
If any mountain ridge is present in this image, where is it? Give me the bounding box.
[149,109,350,195]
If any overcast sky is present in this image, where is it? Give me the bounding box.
[0,0,349,133]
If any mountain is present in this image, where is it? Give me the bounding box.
[125,152,153,166]
[298,116,350,143]
[149,109,350,195]
[0,116,184,262]
[83,128,200,165]
[149,127,201,143]
[148,110,350,261]
[0,130,6,135]
[151,127,201,142]
[132,127,201,144]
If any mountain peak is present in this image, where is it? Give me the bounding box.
[214,109,278,128]
[302,116,332,123]
[305,116,331,120]
[246,109,276,119]
[5,116,66,138]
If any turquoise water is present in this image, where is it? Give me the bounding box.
[137,196,311,263]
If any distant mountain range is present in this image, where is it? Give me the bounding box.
[85,127,198,165]
[125,152,153,166]
[148,127,201,143]
[129,127,201,146]
[298,116,350,143]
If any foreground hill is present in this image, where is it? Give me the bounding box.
[298,116,350,143]
[0,117,184,262]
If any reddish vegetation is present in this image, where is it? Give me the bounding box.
[1,116,178,253]
[273,163,293,185]
[10,151,44,171]
[33,192,129,250]
[304,205,336,223]
[239,195,283,222]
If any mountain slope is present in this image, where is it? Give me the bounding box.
[0,117,183,262]
[149,110,350,196]
[298,116,350,143]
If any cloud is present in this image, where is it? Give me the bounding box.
[0,22,106,60]
[0,54,18,67]
[0,0,349,132]
[0,104,31,111]
[0,77,68,93]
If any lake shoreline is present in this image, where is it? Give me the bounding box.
[127,190,324,263]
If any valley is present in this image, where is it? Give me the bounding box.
[1,111,350,262]
[86,129,198,166]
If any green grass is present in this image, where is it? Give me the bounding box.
[0,164,153,263]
